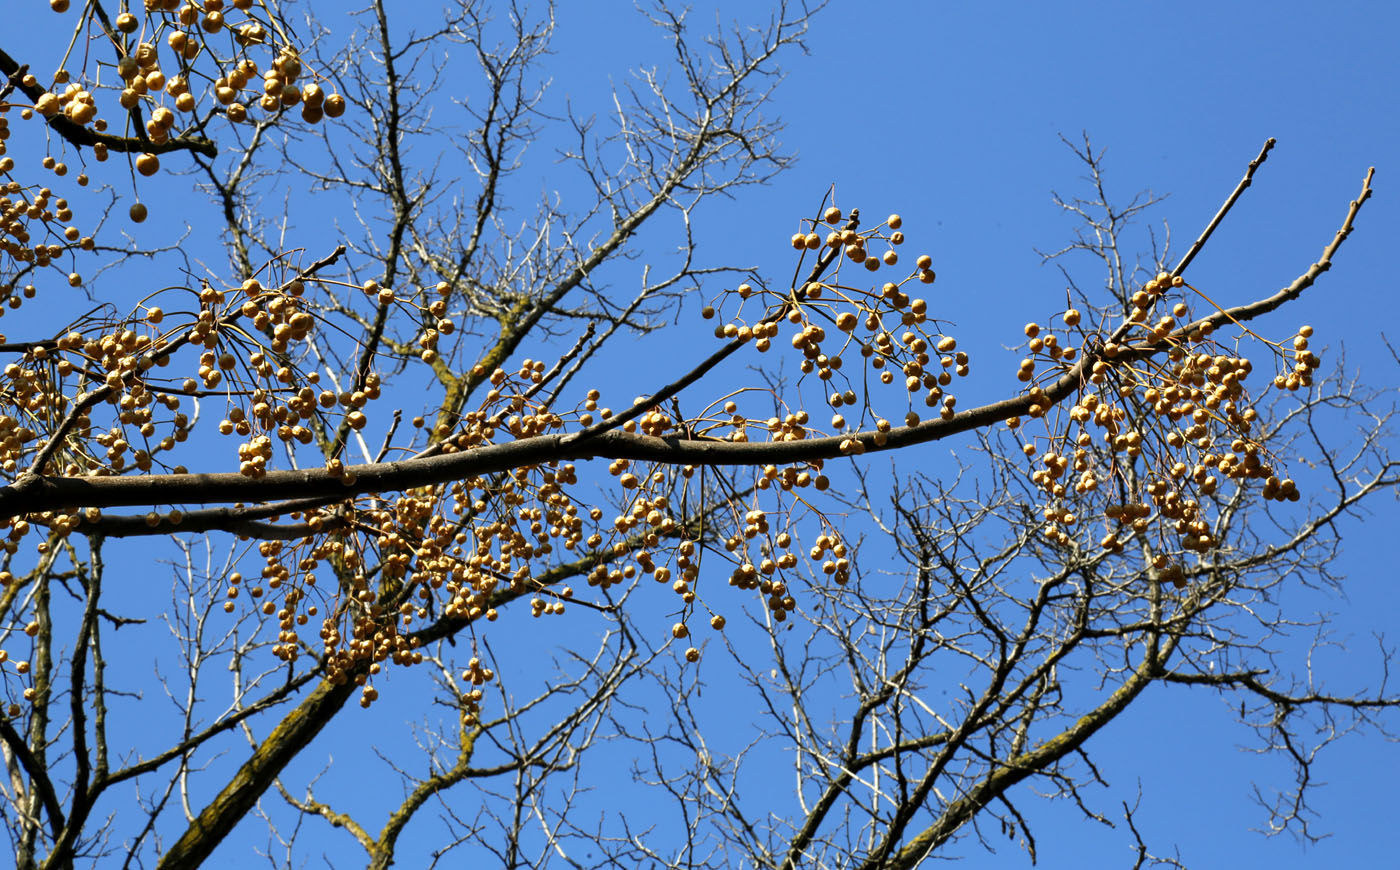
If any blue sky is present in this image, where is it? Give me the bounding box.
[5,1,1399,867]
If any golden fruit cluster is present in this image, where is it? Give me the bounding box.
[707,208,966,448]
[1006,272,1315,572]
[0,179,93,306]
[0,2,347,329]
[40,0,345,132]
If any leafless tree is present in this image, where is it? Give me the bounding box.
[0,3,1392,869]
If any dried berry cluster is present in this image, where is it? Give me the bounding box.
[0,102,102,303]
[0,178,93,305]
[1,3,344,327]
[707,208,1316,590]
[604,449,843,637]
[188,344,862,707]
[0,273,328,491]
[1006,272,1315,579]
[40,0,345,134]
[707,207,967,451]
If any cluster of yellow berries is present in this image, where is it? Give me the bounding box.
[210,343,866,704]
[708,207,966,456]
[0,0,353,345]
[27,1,339,193]
[0,178,91,300]
[1008,271,1315,567]
[37,0,346,143]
